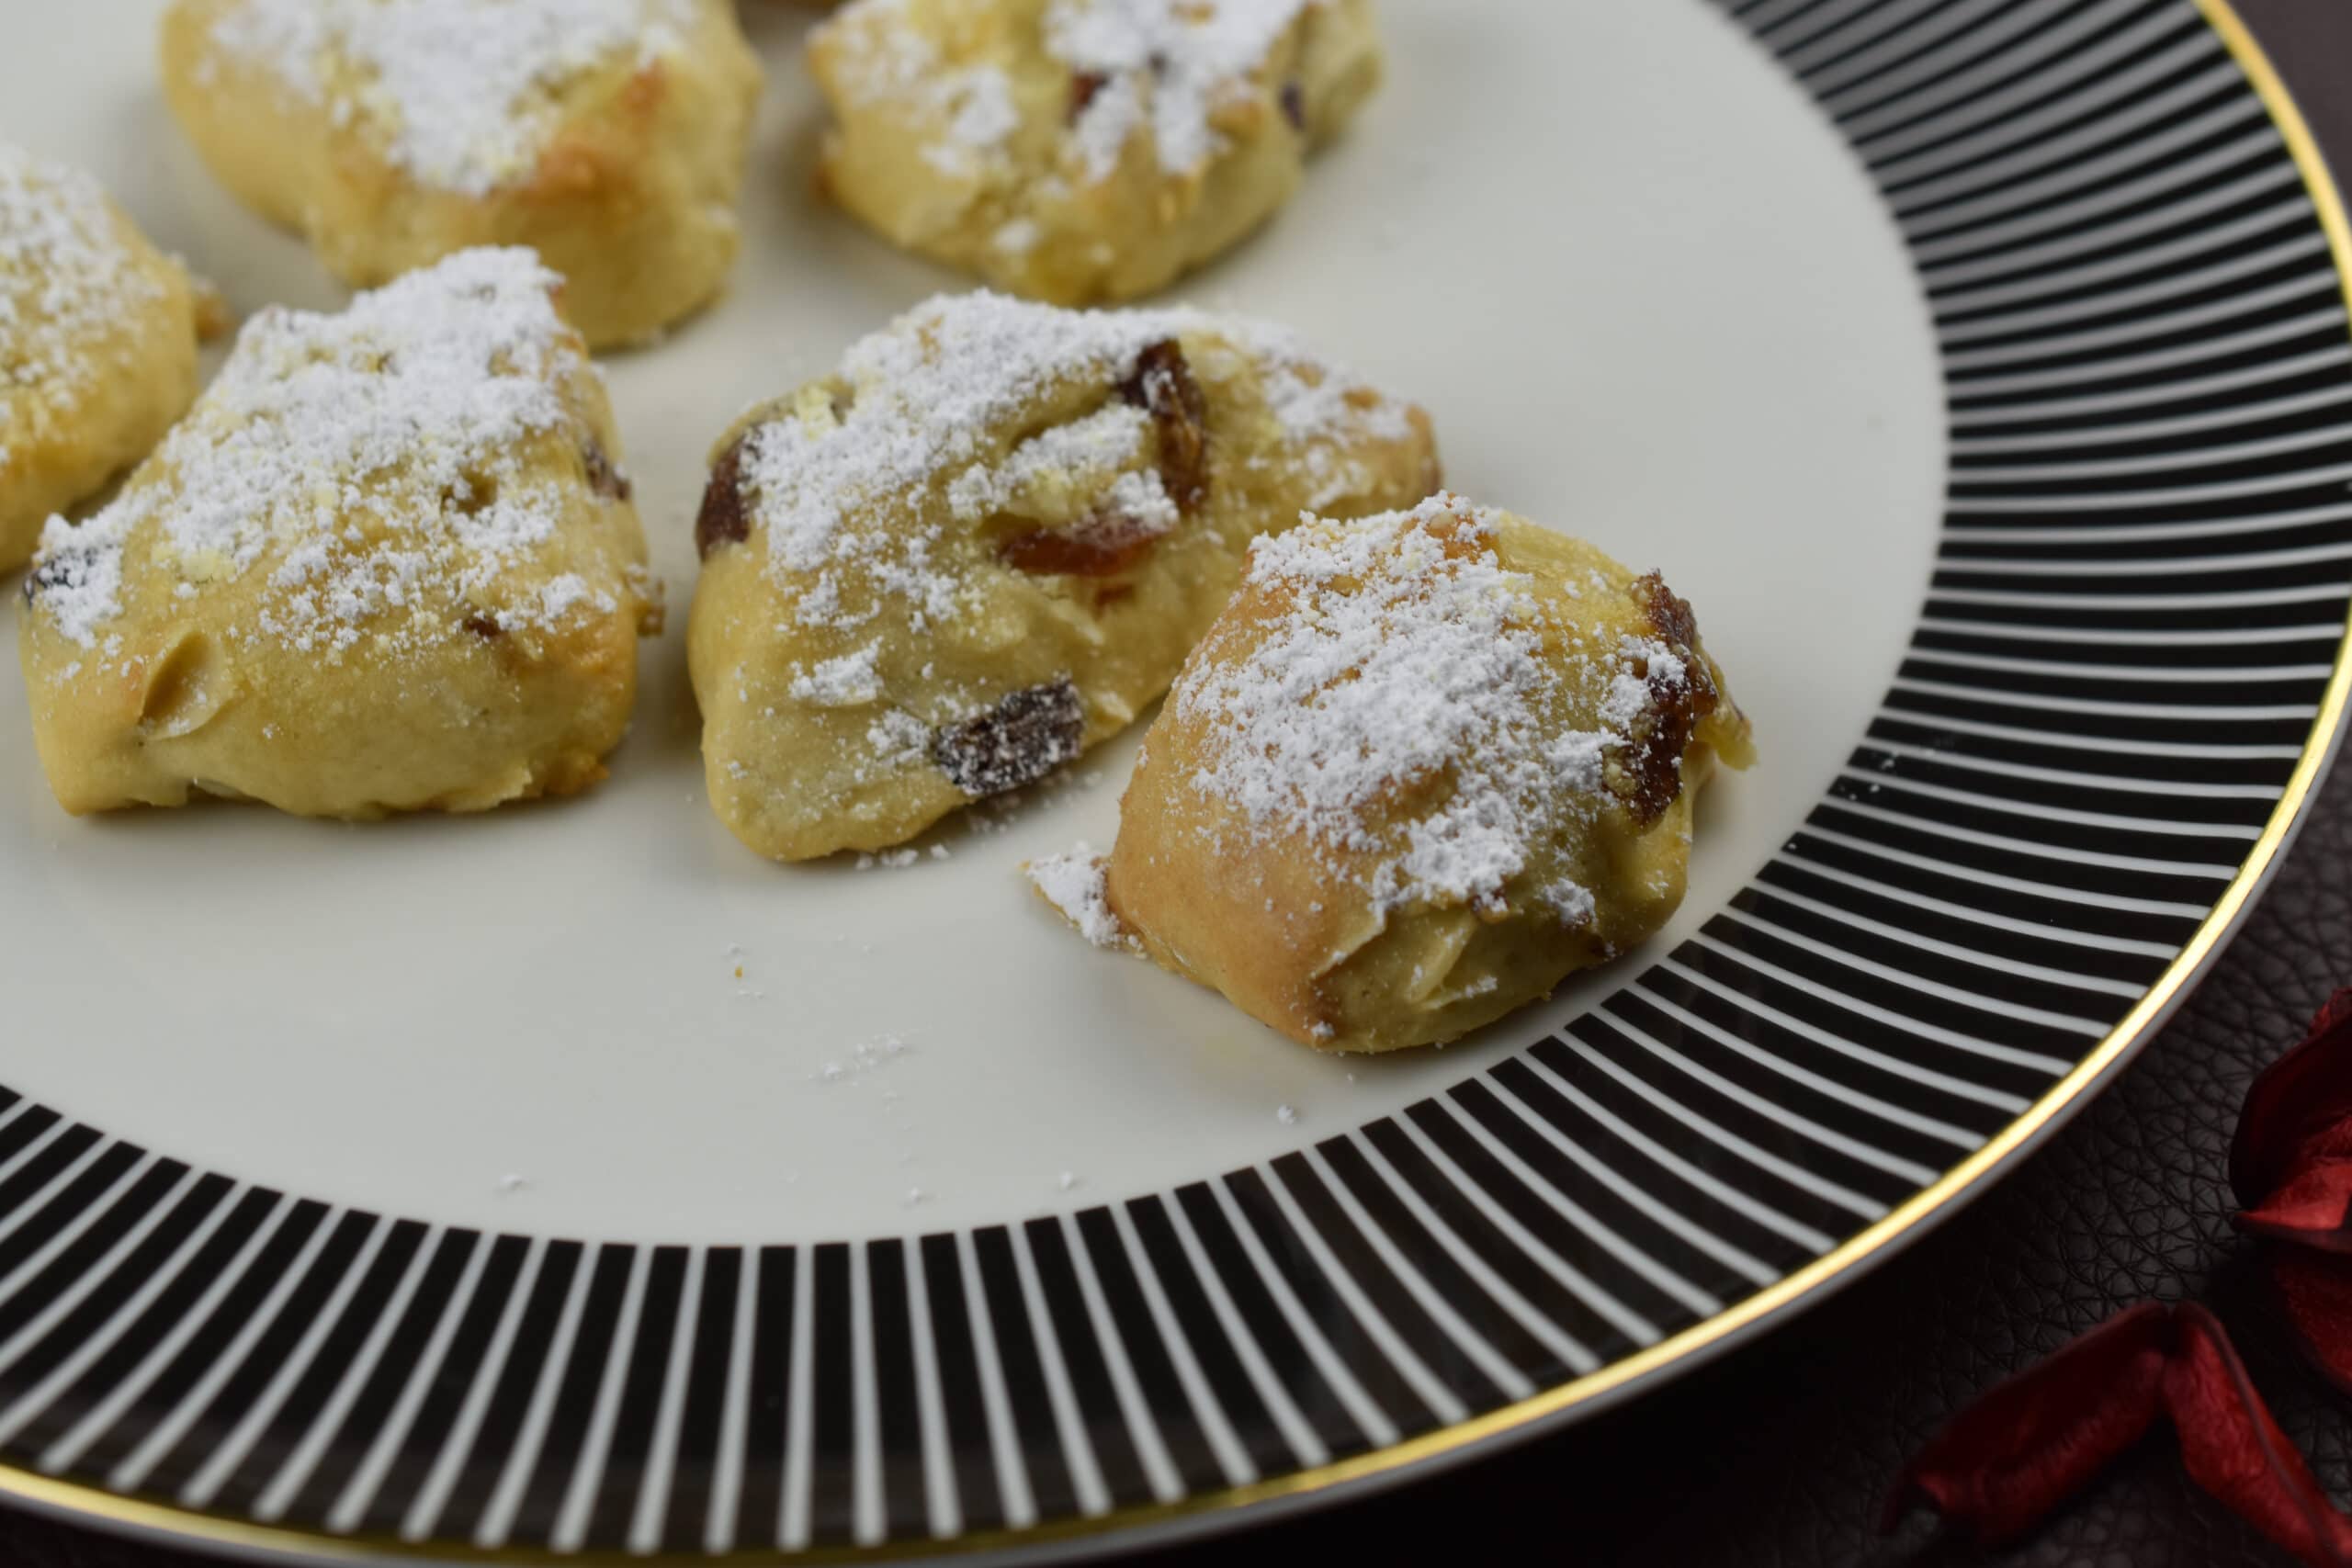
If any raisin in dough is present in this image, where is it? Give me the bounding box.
[17,249,659,818]
[161,0,762,349]
[1035,496,1756,1054]
[1,146,218,576]
[688,289,1439,861]
[810,0,1381,304]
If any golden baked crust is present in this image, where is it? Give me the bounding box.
[0,146,213,574]
[810,0,1382,303]
[17,249,659,818]
[159,0,763,349]
[1041,496,1755,1054]
[687,289,1440,861]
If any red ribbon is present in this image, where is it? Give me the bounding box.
[1885,991,2352,1562]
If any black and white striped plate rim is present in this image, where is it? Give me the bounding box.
[4,0,2350,1558]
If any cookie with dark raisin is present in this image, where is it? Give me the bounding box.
[685,290,1441,861]
[1035,497,1756,1054]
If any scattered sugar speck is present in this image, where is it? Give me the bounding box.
[1027,844,1136,951]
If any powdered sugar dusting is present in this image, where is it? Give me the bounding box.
[789,642,886,707]
[737,290,1415,629]
[935,69,1020,173]
[0,144,171,471]
[1046,0,1323,182]
[820,0,1018,176]
[820,0,1334,197]
[947,402,1151,521]
[1173,497,1634,922]
[1237,319,1418,507]
[210,0,693,197]
[28,248,609,652]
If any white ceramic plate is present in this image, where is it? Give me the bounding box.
[1,0,2346,1561]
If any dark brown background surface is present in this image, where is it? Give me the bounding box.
[14,2,2352,1563]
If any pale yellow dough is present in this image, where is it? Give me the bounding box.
[0,146,216,576]
[17,249,659,818]
[688,290,1440,862]
[160,0,763,349]
[1046,497,1755,1055]
[810,0,1382,304]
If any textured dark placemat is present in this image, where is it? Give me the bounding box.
[10,1,2349,1563]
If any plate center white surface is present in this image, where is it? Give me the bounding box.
[0,0,1944,1242]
